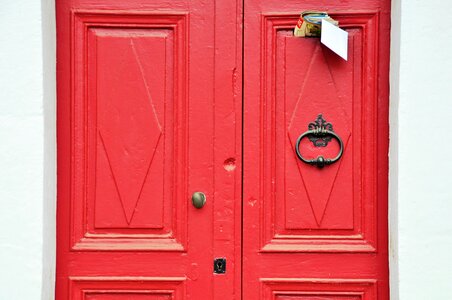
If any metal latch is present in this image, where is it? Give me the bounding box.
[213,258,226,274]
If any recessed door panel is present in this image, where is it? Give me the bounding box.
[70,12,188,251]
[257,13,380,253]
[261,279,376,300]
[69,277,185,300]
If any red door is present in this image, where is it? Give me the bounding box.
[242,0,390,299]
[57,0,390,299]
[56,0,242,299]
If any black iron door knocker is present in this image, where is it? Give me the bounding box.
[295,114,344,168]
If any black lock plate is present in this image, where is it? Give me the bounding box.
[213,258,226,274]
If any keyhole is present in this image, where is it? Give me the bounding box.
[213,258,226,274]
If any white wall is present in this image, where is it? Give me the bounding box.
[390,0,452,299]
[0,1,56,299]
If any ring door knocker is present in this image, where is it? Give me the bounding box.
[295,114,344,168]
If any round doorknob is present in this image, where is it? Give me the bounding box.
[192,192,206,209]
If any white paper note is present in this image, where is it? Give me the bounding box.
[321,19,348,60]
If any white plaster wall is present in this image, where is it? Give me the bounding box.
[390,0,452,298]
[0,0,56,299]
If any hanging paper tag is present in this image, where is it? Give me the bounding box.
[320,19,348,60]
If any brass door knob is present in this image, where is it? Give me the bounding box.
[192,192,206,209]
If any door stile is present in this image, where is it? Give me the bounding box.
[212,0,243,299]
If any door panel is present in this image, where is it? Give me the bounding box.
[72,12,187,251]
[261,279,376,300]
[70,277,185,300]
[56,1,242,299]
[258,13,378,253]
[243,2,390,300]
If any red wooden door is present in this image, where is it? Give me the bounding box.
[243,0,390,299]
[56,0,242,299]
[57,0,390,299]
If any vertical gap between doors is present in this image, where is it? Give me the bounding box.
[240,0,245,299]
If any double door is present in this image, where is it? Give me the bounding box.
[56,0,390,299]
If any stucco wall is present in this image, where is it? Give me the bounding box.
[0,0,56,299]
[390,0,452,299]
[0,0,451,299]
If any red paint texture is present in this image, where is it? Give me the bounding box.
[57,0,389,298]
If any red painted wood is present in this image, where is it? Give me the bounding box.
[243,1,390,300]
[56,0,242,299]
[58,0,390,299]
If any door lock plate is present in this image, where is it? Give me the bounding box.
[213,258,226,274]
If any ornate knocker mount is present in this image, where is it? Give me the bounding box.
[295,114,344,168]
